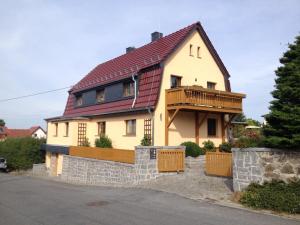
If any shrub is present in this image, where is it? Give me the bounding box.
[219,142,232,153]
[202,140,215,152]
[81,138,90,147]
[233,136,264,148]
[0,137,45,170]
[240,180,300,214]
[140,135,151,146]
[181,141,204,157]
[95,135,112,148]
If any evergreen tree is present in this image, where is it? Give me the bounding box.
[0,119,5,127]
[263,35,300,149]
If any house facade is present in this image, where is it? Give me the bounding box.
[45,22,245,152]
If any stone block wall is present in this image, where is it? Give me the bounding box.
[232,148,300,191]
[60,146,185,185]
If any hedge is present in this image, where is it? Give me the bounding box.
[0,137,45,170]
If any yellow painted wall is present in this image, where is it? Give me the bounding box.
[46,113,151,150]
[45,152,51,168]
[47,121,80,146]
[154,29,227,146]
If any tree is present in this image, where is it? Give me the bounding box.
[263,35,300,149]
[0,119,5,127]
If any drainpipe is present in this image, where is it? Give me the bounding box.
[131,74,137,108]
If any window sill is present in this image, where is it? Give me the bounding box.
[123,134,136,137]
[63,136,69,137]
[207,135,219,138]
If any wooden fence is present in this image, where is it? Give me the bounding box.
[205,152,232,177]
[69,146,135,164]
[158,149,185,172]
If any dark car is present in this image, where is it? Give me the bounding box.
[0,157,8,172]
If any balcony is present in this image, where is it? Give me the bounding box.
[166,86,245,114]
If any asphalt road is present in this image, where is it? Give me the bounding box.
[0,174,298,225]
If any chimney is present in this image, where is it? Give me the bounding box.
[151,31,163,42]
[126,46,135,53]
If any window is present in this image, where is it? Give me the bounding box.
[171,75,181,89]
[125,119,136,135]
[54,123,58,136]
[197,46,201,58]
[207,118,217,136]
[96,89,105,103]
[123,81,134,97]
[97,122,106,136]
[75,95,83,106]
[189,44,193,56]
[207,82,216,90]
[65,122,69,137]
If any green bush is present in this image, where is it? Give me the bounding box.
[233,136,264,148]
[181,141,204,157]
[202,140,216,152]
[95,135,112,148]
[141,135,151,146]
[219,142,232,153]
[0,137,45,170]
[240,180,300,214]
[81,137,90,147]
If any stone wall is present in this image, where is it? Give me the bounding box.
[60,146,185,185]
[32,163,48,176]
[232,148,300,191]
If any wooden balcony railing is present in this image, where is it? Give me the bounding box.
[166,86,245,113]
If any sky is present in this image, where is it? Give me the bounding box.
[0,0,299,129]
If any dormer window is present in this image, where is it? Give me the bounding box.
[75,95,83,107]
[123,81,134,97]
[189,44,193,56]
[96,89,105,103]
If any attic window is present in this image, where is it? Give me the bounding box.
[189,44,193,56]
[207,82,216,90]
[75,95,83,106]
[96,89,105,103]
[197,46,201,58]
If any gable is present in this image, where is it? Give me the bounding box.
[164,29,230,91]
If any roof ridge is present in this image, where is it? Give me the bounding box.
[72,22,199,92]
[87,22,198,72]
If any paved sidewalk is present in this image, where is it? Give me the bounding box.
[138,156,233,202]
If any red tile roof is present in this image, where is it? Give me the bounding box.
[1,126,44,138]
[60,22,230,118]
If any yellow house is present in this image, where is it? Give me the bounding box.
[45,22,245,174]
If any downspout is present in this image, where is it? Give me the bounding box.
[131,74,137,108]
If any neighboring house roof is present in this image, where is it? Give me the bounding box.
[245,125,261,129]
[1,126,46,138]
[59,22,231,119]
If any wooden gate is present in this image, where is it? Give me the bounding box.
[205,152,232,177]
[158,149,184,172]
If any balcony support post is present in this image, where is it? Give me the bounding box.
[221,113,225,143]
[195,112,199,145]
